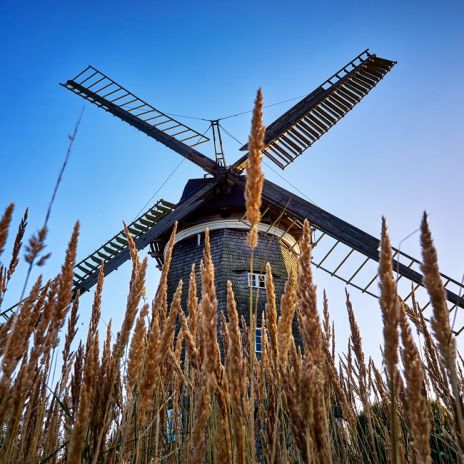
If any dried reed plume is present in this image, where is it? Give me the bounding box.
[297,219,331,463]
[378,217,401,464]
[399,301,431,463]
[298,220,322,362]
[265,262,278,368]
[226,280,247,462]
[245,88,265,249]
[277,268,296,370]
[199,229,221,379]
[7,209,27,280]
[0,204,14,258]
[420,212,464,447]
[420,213,456,374]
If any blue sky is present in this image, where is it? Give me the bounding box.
[1,0,463,357]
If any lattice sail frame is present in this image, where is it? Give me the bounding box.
[234,49,396,170]
[62,66,210,148]
[237,196,464,334]
[73,199,174,290]
[248,179,464,334]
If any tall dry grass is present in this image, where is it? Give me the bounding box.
[0,93,463,463]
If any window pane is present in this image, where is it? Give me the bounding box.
[248,272,266,289]
[255,328,262,353]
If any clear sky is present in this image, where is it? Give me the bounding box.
[1,0,463,358]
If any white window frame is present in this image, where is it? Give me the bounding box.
[248,272,266,289]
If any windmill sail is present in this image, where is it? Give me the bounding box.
[233,50,396,171]
[1,198,172,319]
[71,181,215,293]
[61,66,218,174]
[259,179,464,323]
[1,182,216,319]
[73,199,174,292]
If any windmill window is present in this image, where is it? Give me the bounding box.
[255,328,263,353]
[166,408,175,442]
[248,272,266,289]
[255,327,268,353]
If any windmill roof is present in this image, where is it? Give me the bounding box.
[179,178,217,203]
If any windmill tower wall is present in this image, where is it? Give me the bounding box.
[160,178,302,349]
[166,224,300,345]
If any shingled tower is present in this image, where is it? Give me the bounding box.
[164,178,300,343]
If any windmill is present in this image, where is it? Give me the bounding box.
[4,49,464,335]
